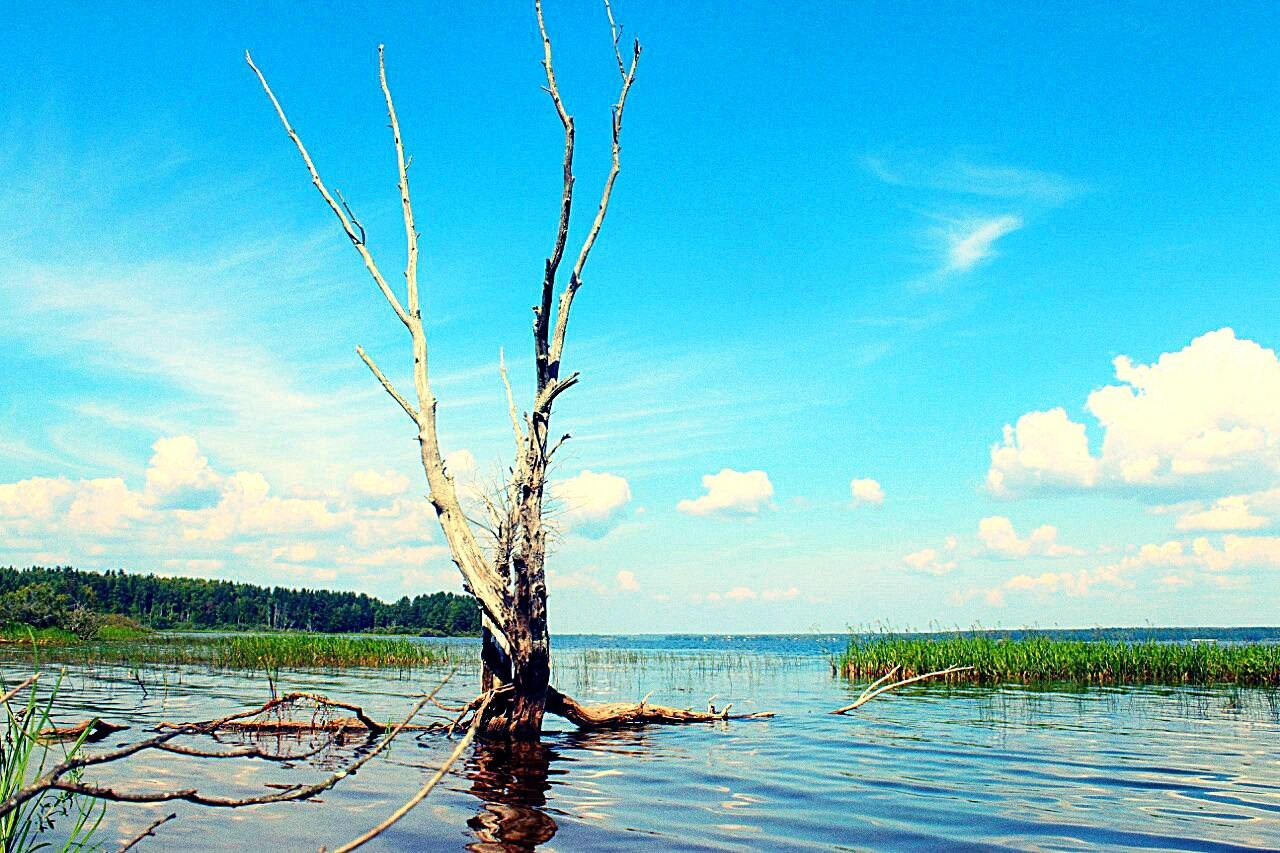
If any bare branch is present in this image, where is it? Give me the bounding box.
[534,0,576,387]
[830,665,974,714]
[0,674,37,705]
[327,691,493,852]
[499,348,524,448]
[378,44,420,322]
[356,345,418,423]
[546,16,641,374]
[334,188,366,245]
[0,673,456,821]
[603,0,626,77]
[117,813,176,853]
[245,51,411,329]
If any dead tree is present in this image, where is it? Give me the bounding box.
[248,1,760,740]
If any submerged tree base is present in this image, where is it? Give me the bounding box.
[837,635,1280,687]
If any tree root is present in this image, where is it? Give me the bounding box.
[546,687,773,729]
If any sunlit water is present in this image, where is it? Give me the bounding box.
[5,635,1280,851]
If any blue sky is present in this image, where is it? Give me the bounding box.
[2,1,1279,632]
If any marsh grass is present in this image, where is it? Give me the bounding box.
[0,633,465,674]
[836,634,1280,686]
[1,673,103,851]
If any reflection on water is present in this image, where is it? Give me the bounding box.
[464,740,558,851]
[3,637,1280,851]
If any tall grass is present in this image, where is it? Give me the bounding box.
[0,633,463,673]
[836,634,1280,687]
[0,673,103,851]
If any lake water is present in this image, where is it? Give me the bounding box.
[6,634,1280,851]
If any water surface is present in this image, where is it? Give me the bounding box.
[6,634,1279,851]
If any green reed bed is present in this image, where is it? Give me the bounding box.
[0,633,463,673]
[836,635,1280,687]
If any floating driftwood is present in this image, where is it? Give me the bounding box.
[39,719,129,743]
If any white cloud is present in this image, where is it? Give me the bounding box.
[0,477,74,520]
[977,516,1083,559]
[552,470,631,530]
[443,450,476,481]
[350,469,411,499]
[990,329,1280,498]
[984,534,1280,604]
[1174,495,1270,531]
[677,469,773,517]
[0,435,458,599]
[903,536,959,576]
[67,478,145,534]
[946,216,1022,271]
[864,157,1084,202]
[144,436,222,509]
[704,584,798,603]
[850,477,885,506]
[616,570,640,592]
[987,408,1098,496]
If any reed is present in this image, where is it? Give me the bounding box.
[835,634,1280,687]
[0,633,464,673]
[0,673,103,851]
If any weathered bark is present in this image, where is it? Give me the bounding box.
[252,2,645,742]
[547,688,774,728]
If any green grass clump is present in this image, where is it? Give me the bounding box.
[0,632,460,673]
[1,673,104,851]
[204,634,453,670]
[836,635,1280,687]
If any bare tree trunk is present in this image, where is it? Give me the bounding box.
[250,0,640,742]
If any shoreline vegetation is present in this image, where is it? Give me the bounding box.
[0,631,462,671]
[0,565,480,636]
[836,634,1280,687]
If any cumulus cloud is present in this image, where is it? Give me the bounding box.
[616,570,640,592]
[349,469,411,499]
[976,516,1084,559]
[704,584,798,603]
[551,470,631,532]
[443,449,476,481]
[946,216,1022,271]
[989,329,1280,499]
[850,477,885,506]
[145,436,222,509]
[1173,495,1270,531]
[677,469,773,517]
[903,536,959,575]
[982,534,1280,605]
[0,435,453,597]
[987,408,1098,496]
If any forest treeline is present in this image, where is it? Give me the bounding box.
[0,565,480,635]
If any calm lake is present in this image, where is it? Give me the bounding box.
[8,634,1280,851]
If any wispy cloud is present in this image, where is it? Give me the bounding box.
[864,156,1086,203]
[945,215,1023,272]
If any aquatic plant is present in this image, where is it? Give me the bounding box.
[0,673,103,852]
[835,634,1280,686]
[0,633,464,673]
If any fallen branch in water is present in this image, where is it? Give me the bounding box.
[158,692,392,735]
[326,690,495,852]
[116,812,176,853]
[546,687,774,729]
[830,665,974,714]
[0,670,456,824]
[40,719,129,743]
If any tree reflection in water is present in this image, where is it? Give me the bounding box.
[464,739,560,851]
[462,729,653,851]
